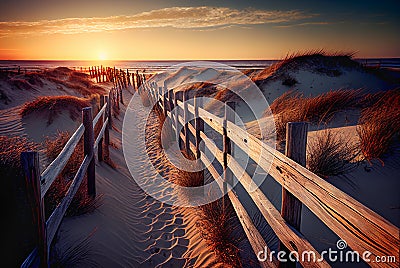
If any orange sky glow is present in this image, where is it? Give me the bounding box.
[0,4,399,60]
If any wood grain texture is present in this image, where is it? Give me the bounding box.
[92,103,107,128]
[21,152,48,268]
[225,121,399,267]
[199,139,277,268]
[46,156,90,247]
[280,122,308,268]
[83,107,96,198]
[40,124,84,198]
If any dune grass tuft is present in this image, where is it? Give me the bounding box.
[197,197,245,267]
[271,50,357,73]
[307,129,359,179]
[357,89,400,164]
[20,96,90,125]
[51,228,98,267]
[268,89,362,142]
[253,50,357,82]
[43,131,102,217]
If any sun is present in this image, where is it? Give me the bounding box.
[98,52,107,61]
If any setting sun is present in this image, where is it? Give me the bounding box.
[98,52,107,61]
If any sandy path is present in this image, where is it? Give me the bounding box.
[54,89,217,267]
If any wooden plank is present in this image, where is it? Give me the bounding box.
[104,96,110,160]
[40,124,84,198]
[223,102,235,202]
[46,156,90,247]
[225,121,400,267]
[228,191,278,268]
[21,152,48,268]
[97,96,105,162]
[183,91,190,154]
[92,103,107,128]
[108,90,112,129]
[83,107,95,198]
[21,248,39,268]
[94,118,109,153]
[194,96,204,159]
[162,87,168,117]
[199,142,277,268]
[174,91,180,146]
[227,154,330,268]
[201,133,329,267]
[197,105,224,135]
[280,122,308,268]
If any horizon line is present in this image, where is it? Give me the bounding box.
[1,57,400,62]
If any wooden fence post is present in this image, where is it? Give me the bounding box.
[108,91,112,129]
[168,88,173,114]
[21,151,48,268]
[98,96,105,162]
[183,91,190,154]
[174,91,180,147]
[161,87,167,117]
[83,107,96,198]
[115,88,120,111]
[120,86,124,105]
[194,95,204,159]
[279,122,308,268]
[223,102,235,211]
[104,96,110,160]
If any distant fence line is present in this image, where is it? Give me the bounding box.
[138,81,399,268]
[19,83,126,267]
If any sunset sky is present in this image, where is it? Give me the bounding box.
[0,0,399,60]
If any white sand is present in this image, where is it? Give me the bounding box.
[53,89,219,267]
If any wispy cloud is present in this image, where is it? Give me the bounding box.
[275,21,333,28]
[0,6,316,37]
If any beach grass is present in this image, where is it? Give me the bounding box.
[307,129,359,178]
[268,89,362,142]
[20,95,91,125]
[357,89,400,164]
[43,131,102,217]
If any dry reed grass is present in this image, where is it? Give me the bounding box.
[268,89,362,142]
[43,131,102,217]
[307,129,359,178]
[20,96,90,125]
[254,50,357,82]
[50,228,98,267]
[197,197,245,267]
[357,89,400,164]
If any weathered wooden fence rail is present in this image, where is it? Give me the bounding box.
[20,87,121,268]
[87,65,146,92]
[142,82,400,268]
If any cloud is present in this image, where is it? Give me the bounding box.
[275,21,332,28]
[0,6,316,37]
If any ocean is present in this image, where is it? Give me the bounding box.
[1,59,399,73]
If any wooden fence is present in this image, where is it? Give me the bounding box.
[19,86,124,267]
[87,65,146,92]
[141,82,399,268]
